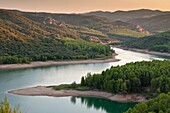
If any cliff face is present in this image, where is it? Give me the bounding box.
[43,17,66,27]
[136,25,150,34]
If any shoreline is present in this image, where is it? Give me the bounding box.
[8,86,146,102]
[0,53,119,70]
[116,46,170,57]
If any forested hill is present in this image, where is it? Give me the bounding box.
[81,60,170,94]
[125,92,170,113]
[0,9,113,64]
[125,31,170,53]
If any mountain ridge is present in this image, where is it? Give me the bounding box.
[85,9,170,22]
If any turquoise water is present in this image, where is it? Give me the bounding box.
[0,48,169,113]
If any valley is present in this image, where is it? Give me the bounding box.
[0,7,170,113]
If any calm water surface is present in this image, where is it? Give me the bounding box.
[0,48,169,113]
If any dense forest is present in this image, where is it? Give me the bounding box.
[125,31,170,53]
[125,92,170,113]
[81,60,170,93]
[0,38,113,64]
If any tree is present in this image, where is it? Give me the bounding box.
[81,77,85,86]
[0,97,22,113]
[125,93,170,113]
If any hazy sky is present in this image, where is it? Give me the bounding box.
[0,0,170,13]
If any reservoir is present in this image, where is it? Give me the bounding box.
[0,48,169,113]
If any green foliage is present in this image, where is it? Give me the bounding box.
[0,37,113,64]
[125,92,170,113]
[47,84,79,90]
[125,31,170,53]
[81,60,170,93]
[47,83,92,91]
[0,29,112,64]
[151,43,170,53]
[0,56,31,64]
[0,97,22,113]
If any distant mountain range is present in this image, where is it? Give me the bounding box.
[86,9,170,33]
[86,9,170,21]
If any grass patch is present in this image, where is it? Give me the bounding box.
[47,83,92,91]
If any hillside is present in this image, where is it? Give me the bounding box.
[19,11,112,33]
[85,9,170,22]
[0,9,80,40]
[106,21,149,42]
[17,10,149,42]
[128,14,170,33]
[0,9,113,64]
[125,31,170,53]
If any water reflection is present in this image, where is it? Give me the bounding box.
[70,97,136,113]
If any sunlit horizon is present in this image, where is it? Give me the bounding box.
[0,0,170,14]
[0,7,170,14]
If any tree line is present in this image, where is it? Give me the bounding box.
[125,31,170,53]
[0,38,113,64]
[81,60,170,93]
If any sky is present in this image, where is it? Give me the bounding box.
[0,0,170,13]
